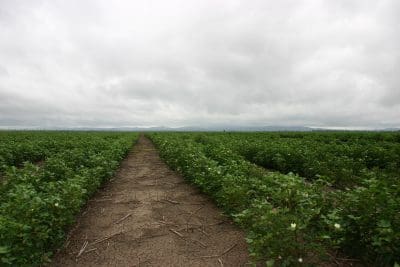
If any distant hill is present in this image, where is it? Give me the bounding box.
[382,128,400,132]
[1,126,398,132]
[36,126,315,132]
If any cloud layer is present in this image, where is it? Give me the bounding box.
[0,0,399,128]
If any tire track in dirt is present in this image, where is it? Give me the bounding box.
[51,135,249,266]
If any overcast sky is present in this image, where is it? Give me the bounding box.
[0,0,399,128]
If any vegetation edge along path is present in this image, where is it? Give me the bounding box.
[0,132,137,265]
[51,135,249,266]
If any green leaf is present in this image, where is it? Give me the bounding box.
[266,259,275,267]
[0,246,9,254]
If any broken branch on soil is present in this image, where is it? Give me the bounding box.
[164,199,180,204]
[221,244,237,256]
[114,213,132,224]
[194,244,237,259]
[64,240,71,249]
[192,239,207,248]
[169,228,184,238]
[169,228,207,248]
[76,240,88,258]
[91,231,124,245]
[187,206,204,221]
[185,206,205,231]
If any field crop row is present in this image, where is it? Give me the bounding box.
[148,132,400,266]
[0,132,138,266]
[216,132,400,188]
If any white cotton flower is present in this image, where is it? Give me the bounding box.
[298,257,303,263]
[290,223,297,230]
[334,223,341,229]
[54,203,59,207]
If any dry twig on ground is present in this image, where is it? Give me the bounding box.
[195,244,237,259]
[76,240,88,258]
[114,213,132,224]
[91,231,124,245]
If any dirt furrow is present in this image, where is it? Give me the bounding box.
[51,135,249,266]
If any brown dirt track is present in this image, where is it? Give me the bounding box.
[50,135,249,266]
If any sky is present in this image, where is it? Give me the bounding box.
[0,0,399,129]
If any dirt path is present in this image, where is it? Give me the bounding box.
[51,135,249,266]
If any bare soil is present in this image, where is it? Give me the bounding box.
[51,135,249,266]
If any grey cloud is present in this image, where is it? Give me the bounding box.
[0,65,8,77]
[0,0,399,128]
